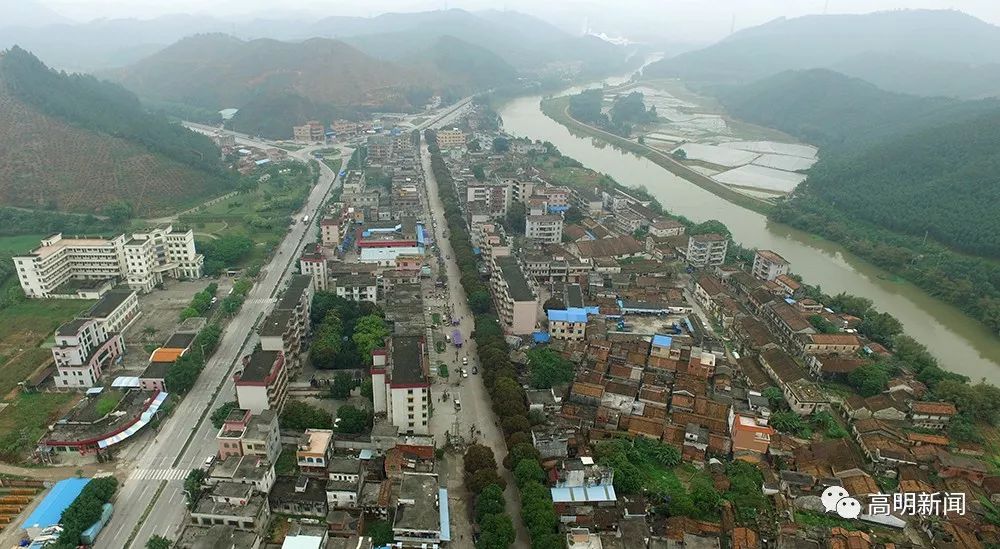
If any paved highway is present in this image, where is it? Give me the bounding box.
[100,142,351,548]
[102,101,471,547]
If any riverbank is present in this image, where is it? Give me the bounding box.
[540,95,775,215]
[501,93,1000,383]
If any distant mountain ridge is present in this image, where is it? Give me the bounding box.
[644,9,1000,99]
[0,47,234,216]
[108,32,519,138]
[0,8,626,75]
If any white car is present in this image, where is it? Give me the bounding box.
[204,455,215,469]
[462,357,468,365]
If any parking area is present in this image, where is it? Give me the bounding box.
[119,278,230,374]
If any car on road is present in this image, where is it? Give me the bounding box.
[454,399,461,410]
[472,366,478,374]
[210,296,218,305]
[462,357,468,365]
[461,369,468,378]
[204,455,215,469]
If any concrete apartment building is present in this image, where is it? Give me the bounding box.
[14,226,202,298]
[491,255,538,335]
[216,408,281,463]
[293,121,326,143]
[435,128,466,150]
[234,349,289,414]
[371,336,430,435]
[752,250,790,282]
[299,243,329,292]
[296,429,334,475]
[466,183,511,217]
[258,275,313,374]
[680,233,729,269]
[393,473,446,547]
[525,214,564,244]
[51,289,138,388]
[334,274,378,303]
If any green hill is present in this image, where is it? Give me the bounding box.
[112,33,520,139]
[717,69,1000,149]
[0,47,234,216]
[645,9,1000,99]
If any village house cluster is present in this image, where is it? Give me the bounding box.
[423,105,997,548]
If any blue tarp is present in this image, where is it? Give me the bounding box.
[438,488,451,542]
[23,478,91,530]
[548,205,570,213]
[651,334,673,348]
[533,331,551,343]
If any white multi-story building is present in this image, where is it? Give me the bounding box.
[334,274,378,303]
[51,289,138,388]
[371,336,430,435]
[525,214,563,244]
[680,233,729,269]
[752,250,790,281]
[13,226,202,298]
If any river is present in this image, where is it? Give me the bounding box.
[497,78,1000,384]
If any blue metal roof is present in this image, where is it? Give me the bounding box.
[533,331,551,343]
[548,308,588,323]
[23,478,91,530]
[651,334,673,348]
[438,488,451,542]
[550,483,616,503]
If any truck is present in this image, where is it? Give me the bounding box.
[452,330,463,348]
[79,503,113,545]
[302,215,310,224]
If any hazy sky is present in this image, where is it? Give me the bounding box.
[39,0,1000,42]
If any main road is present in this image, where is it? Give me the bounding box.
[418,129,530,547]
[100,140,351,548]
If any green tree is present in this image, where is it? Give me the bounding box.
[505,202,526,235]
[492,137,510,153]
[146,535,172,549]
[335,405,371,434]
[808,314,839,333]
[330,371,356,399]
[184,469,206,509]
[179,306,200,321]
[469,290,492,314]
[690,476,722,516]
[527,348,574,389]
[762,386,786,409]
[847,363,891,397]
[365,519,392,546]
[352,314,389,361]
[476,484,506,521]
[468,468,505,494]
[514,458,545,486]
[210,401,239,428]
[103,200,134,224]
[464,444,498,475]
[280,401,332,430]
[478,513,515,549]
[472,164,486,181]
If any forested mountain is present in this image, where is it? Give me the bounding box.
[111,33,519,139]
[718,69,1000,149]
[713,66,1000,330]
[0,47,234,216]
[112,34,414,110]
[644,9,1000,99]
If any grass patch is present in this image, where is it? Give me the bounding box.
[0,234,45,256]
[0,392,76,461]
[0,298,93,399]
[95,393,120,416]
[432,313,441,325]
[322,158,343,174]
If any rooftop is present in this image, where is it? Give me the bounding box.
[163,332,197,350]
[755,249,788,265]
[575,236,643,259]
[277,275,312,310]
[141,361,172,380]
[239,349,282,383]
[394,473,440,532]
[259,309,294,337]
[298,429,333,456]
[496,255,535,302]
[86,289,135,319]
[390,336,426,386]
